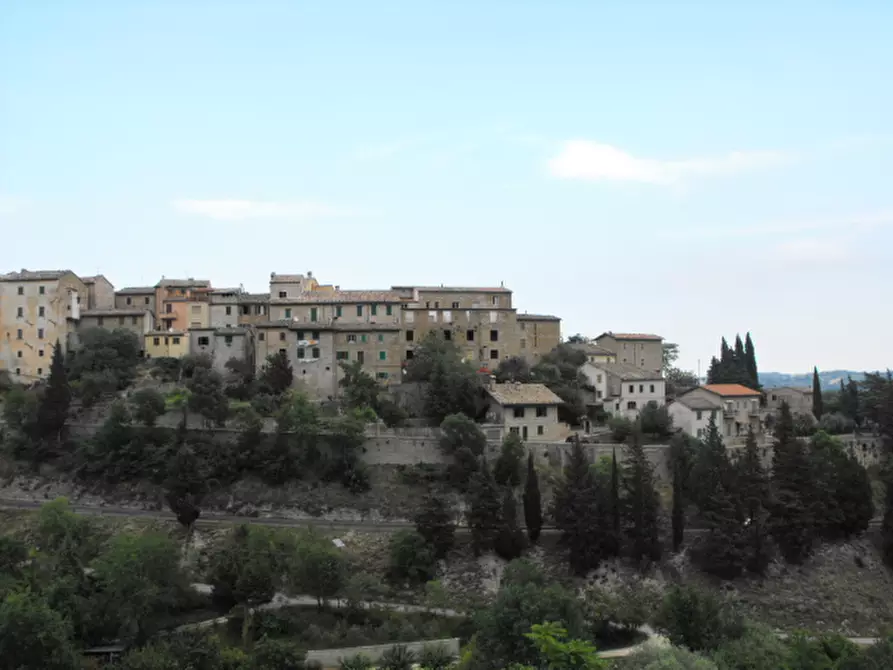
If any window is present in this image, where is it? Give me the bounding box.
[378,334,384,342]
[405,311,414,323]
[153,337,160,345]
[336,306,342,318]
[629,385,634,393]
[172,337,180,345]
[258,332,265,341]
[650,384,655,393]
[312,331,320,340]
[696,410,702,420]
[490,349,499,360]
[225,306,232,315]
[279,332,286,341]
[513,407,525,418]
[37,328,44,339]
[16,307,23,318]
[97,317,104,326]
[406,329,414,342]
[376,372,389,380]
[596,374,602,383]
[284,308,292,319]
[165,303,172,313]
[466,329,475,341]
[310,307,318,322]
[537,425,544,436]
[641,360,645,366]
[627,401,637,410]
[336,351,348,360]
[126,296,132,305]
[491,295,498,305]
[39,286,45,295]
[15,368,20,375]
[116,316,124,325]
[443,310,452,322]
[639,384,644,393]
[191,305,201,314]
[356,305,363,317]
[131,317,138,325]
[17,286,23,295]
[37,368,42,375]
[144,297,150,305]
[278,291,287,298]
[697,428,704,438]
[16,351,22,358]
[224,335,233,345]
[379,351,386,361]
[489,311,498,322]
[347,334,357,343]
[297,347,305,359]
[386,305,393,316]
[443,330,451,341]
[490,329,498,342]
[451,301,460,309]
[406,349,414,359]
[361,334,367,343]
[36,349,42,359]
[16,329,22,340]
[434,301,439,308]
[520,339,526,349]
[371,304,378,316]
[198,336,210,346]
[771,394,777,401]
[425,301,430,308]
[510,427,520,435]
[296,330,305,340]
[536,407,548,418]
[279,348,286,355]
[428,310,437,321]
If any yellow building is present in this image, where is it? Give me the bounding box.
[144,330,189,359]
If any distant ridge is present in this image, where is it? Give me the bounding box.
[759,370,868,389]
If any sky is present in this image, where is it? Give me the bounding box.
[2,1,892,374]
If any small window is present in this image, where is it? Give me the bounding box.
[126,296,132,305]
[451,301,460,309]
[297,347,305,359]
[697,428,704,438]
[650,384,655,393]
[336,306,342,318]
[520,339,526,349]
[627,401,637,410]
[224,335,233,345]
[376,372,389,380]
[443,310,452,322]
[225,306,232,315]
[513,407,525,418]
[510,427,520,435]
[596,374,602,383]
[144,297,150,305]
[16,351,22,358]
[312,331,320,340]
[279,332,286,341]
[386,305,393,316]
[443,330,452,341]
[153,337,160,345]
[428,310,437,321]
[536,407,547,418]
[356,305,363,317]
[16,307,23,318]
[378,334,384,343]
[361,334,367,343]
[312,347,320,358]
[131,316,138,325]
[466,329,475,342]
[16,329,22,340]
[434,301,440,308]
[165,304,172,313]
[296,330,305,340]
[347,334,357,343]
[17,286,23,295]
[639,384,644,393]
[406,349,414,359]
[357,351,365,364]
[537,425,544,436]
[284,308,292,319]
[490,329,498,342]
[490,349,498,360]
[37,368,42,375]
[406,330,414,342]
[38,349,44,358]
[39,286,45,295]
[97,317,104,326]
[696,410,702,420]
[336,351,349,360]
[198,336,210,346]
[278,291,287,298]
[118,316,124,325]
[379,351,386,361]
[279,348,286,355]
[371,304,378,316]
[629,385,634,393]
[172,337,180,345]
[310,307,318,322]
[771,394,777,401]
[258,332,265,341]
[37,328,44,339]
[15,368,20,375]
[191,305,201,314]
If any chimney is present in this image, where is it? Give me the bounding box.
[307,271,313,278]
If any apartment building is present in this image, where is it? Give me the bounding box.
[255,321,338,399]
[115,286,156,325]
[80,275,115,310]
[209,288,242,328]
[669,383,762,440]
[155,278,212,330]
[594,332,663,374]
[144,330,189,359]
[0,270,86,381]
[237,293,269,326]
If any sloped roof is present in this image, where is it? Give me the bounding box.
[596,331,663,341]
[276,290,403,304]
[1,269,72,281]
[674,396,721,411]
[588,361,663,381]
[116,286,156,295]
[80,274,112,285]
[393,285,511,294]
[571,343,616,356]
[156,278,211,288]
[486,382,563,406]
[517,313,560,321]
[702,383,761,397]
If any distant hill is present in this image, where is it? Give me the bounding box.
[759,370,866,389]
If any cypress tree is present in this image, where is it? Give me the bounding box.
[733,335,747,385]
[522,452,543,544]
[494,488,526,561]
[466,460,501,555]
[744,332,759,390]
[414,494,455,559]
[770,402,818,564]
[608,448,621,557]
[812,368,824,419]
[669,434,691,552]
[553,438,603,574]
[621,431,662,565]
[36,341,71,459]
[737,427,770,574]
[706,356,721,385]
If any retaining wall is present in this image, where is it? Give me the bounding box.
[304,638,460,668]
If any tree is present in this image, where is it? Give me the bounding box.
[338,360,381,411]
[36,341,70,457]
[840,376,861,426]
[0,591,79,670]
[187,367,229,428]
[130,388,166,427]
[494,356,532,383]
[414,495,455,559]
[669,433,693,552]
[531,345,588,425]
[439,413,486,488]
[466,460,501,555]
[224,355,255,400]
[208,525,283,611]
[812,367,824,419]
[639,401,673,437]
[494,431,525,487]
[744,332,759,391]
[523,622,607,670]
[494,488,526,561]
[388,530,436,585]
[666,367,700,399]
[164,444,206,538]
[662,343,680,372]
[36,498,100,574]
[553,439,604,574]
[290,528,345,609]
[522,452,543,544]
[810,431,873,541]
[406,332,484,422]
[655,585,743,653]
[770,402,818,564]
[68,328,142,396]
[260,350,293,397]
[263,391,320,483]
[607,449,621,557]
[92,532,185,643]
[621,432,662,564]
[736,427,771,574]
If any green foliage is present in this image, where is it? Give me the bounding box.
[655,586,743,653]
[623,644,718,669]
[251,636,306,669]
[583,580,661,638]
[735,428,771,574]
[810,431,873,540]
[523,621,607,670]
[553,439,604,574]
[288,527,346,608]
[68,327,142,399]
[164,443,206,529]
[35,341,70,458]
[417,643,456,670]
[666,367,700,400]
[706,334,759,391]
[208,525,285,609]
[621,432,662,564]
[130,387,166,427]
[339,360,382,411]
[711,624,789,670]
[609,416,635,443]
[340,653,374,670]
[389,530,437,585]
[260,350,294,396]
[414,495,456,559]
[495,356,533,383]
[494,431,526,487]
[494,488,526,560]
[406,332,484,422]
[639,401,673,438]
[531,344,588,425]
[669,433,694,553]
[812,367,824,419]
[378,644,416,670]
[523,452,543,544]
[36,497,100,572]
[1,386,40,457]
[0,590,79,670]
[440,413,486,487]
[817,412,854,435]
[466,460,502,555]
[187,366,230,428]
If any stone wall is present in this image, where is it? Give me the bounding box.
[304,638,460,668]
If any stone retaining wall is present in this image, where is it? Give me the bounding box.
[304,638,460,668]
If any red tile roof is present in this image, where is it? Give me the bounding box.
[703,383,761,397]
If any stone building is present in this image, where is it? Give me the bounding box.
[155,278,212,331]
[0,269,86,382]
[237,293,270,326]
[765,386,813,417]
[484,381,567,441]
[115,286,156,324]
[583,361,666,420]
[594,332,663,374]
[77,309,153,346]
[80,275,115,310]
[517,314,561,361]
[669,383,762,440]
[189,326,254,374]
[209,288,242,328]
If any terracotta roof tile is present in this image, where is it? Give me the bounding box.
[702,383,761,397]
[486,382,563,406]
[1,269,72,281]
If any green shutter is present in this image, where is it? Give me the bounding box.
[386,305,393,316]
[336,306,342,317]
[379,351,386,361]
[371,304,378,316]
[310,307,317,322]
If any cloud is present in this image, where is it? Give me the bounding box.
[547,141,791,185]
[172,199,362,221]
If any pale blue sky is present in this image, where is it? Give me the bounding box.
[2,1,892,373]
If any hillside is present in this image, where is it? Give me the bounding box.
[760,370,866,389]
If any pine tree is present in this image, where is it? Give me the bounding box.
[466,460,501,555]
[744,332,759,391]
[608,448,621,557]
[553,438,603,574]
[36,341,71,459]
[736,427,770,574]
[706,356,721,385]
[522,452,543,544]
[812,368,824,419]
[770,402,818,564]
[810,432,873,540]
[414,494,455,559]
[621,432,662,565]
[669,434,691,553]
[494,488,526,560]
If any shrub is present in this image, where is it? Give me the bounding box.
[654,586,743,653]
[818,412,855,435]
[378,645,416,670]
[388,530,436,584]
[130,388,166,427]
[639,401,674,437]
[609,416,635,443]
[340,653,374,670]
[711,624,788,670]
[251,636,305,670]
[623,643,718,669]
[417,643,455,670]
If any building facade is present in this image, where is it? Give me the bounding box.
[669,384,762,440]
[77,309,153,346]
[484,381,567,441]
[517,314,561,362]
[594,332,663,374]
[115,286,156,324]
[582,361,666,420]
[765,386,813,416]
[144,330,189,359]
[190,326,255,375]
[155,278,212,330]
[80,275,115,310]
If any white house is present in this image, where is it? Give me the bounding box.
[582,361,666,421]
[669,383,762,440]
[484,381,567,442]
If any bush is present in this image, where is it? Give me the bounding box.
[584,580,661,637]
[609,416,635,443]
[818,412,855,435]
[623,643,718,669]
[388,530,436,584]
[711,624,788,670]
[378,645,416,670]
[340,653,374,670]
[417,643,455,670]
[655,586,743,653]
[639,401,674,437]
[251,636,305,670]
[130,388,166,427]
